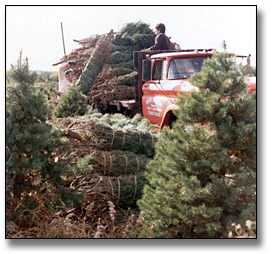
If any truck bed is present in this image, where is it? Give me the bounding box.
[109,99,139,110]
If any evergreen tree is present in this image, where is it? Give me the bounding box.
[6,54,76,225]
[137,53,256,238]
[53,86,88,118]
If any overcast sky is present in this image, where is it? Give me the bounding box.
[6,5,256,72]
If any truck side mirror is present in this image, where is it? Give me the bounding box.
[142,59,152,81]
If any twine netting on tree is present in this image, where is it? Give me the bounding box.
[76,31,113,95]
[88,123,154,156]
[90,150,149,176]
[70,173,147,207]
[58,144,150,177]
[53,113,158,158]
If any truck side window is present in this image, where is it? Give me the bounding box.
[168,57,209,79]
[152,60,166,80]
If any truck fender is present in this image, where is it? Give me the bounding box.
[159,104,179,130]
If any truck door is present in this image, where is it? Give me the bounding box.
[142,59,170,125]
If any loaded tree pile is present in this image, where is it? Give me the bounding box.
[88,22,155,107]
[53,22,180,109]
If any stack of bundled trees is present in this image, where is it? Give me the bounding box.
[52,112,159,209]
[88,22,155,107]
[53,22,180,108]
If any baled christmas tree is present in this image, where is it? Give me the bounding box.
[137,53,256,238]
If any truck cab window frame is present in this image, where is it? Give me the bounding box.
[152,59,167,80]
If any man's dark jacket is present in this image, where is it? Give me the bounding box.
[149,33,171,50]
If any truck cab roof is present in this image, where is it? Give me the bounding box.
[149,50,249,60]
[149,49,215,59]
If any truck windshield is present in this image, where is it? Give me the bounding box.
[168,56,210,79]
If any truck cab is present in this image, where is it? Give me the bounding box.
[138,49,256,130]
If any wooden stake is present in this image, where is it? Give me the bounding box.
[61,22,66,56]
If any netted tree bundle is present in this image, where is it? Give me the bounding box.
[114,71,137,86]
[53,113,158,157]
[130,33,155,51]
[112,22,155,47]
[110,51,132,65]
[75,121,156,157]
[108,23,155,71]
[110,60,134,70]
[61,147,149,177]
[70,173,148,207]
[76,31,113,95]
[110,45,133,54]
[90,150,149,176]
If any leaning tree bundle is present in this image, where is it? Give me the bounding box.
[76,30,113,95]
[52,34,104,80]
[70,173,148,208]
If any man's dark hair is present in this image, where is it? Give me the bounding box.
[65,69,73,76]
[155,23,166,33]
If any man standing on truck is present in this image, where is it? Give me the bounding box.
[148,23,171,50]
[57,62,75,99]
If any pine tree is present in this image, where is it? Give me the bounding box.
[137,53,256,238]
[6,53,76,225]
[53,86,88,118]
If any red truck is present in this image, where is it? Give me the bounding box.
[107,49,256,130]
